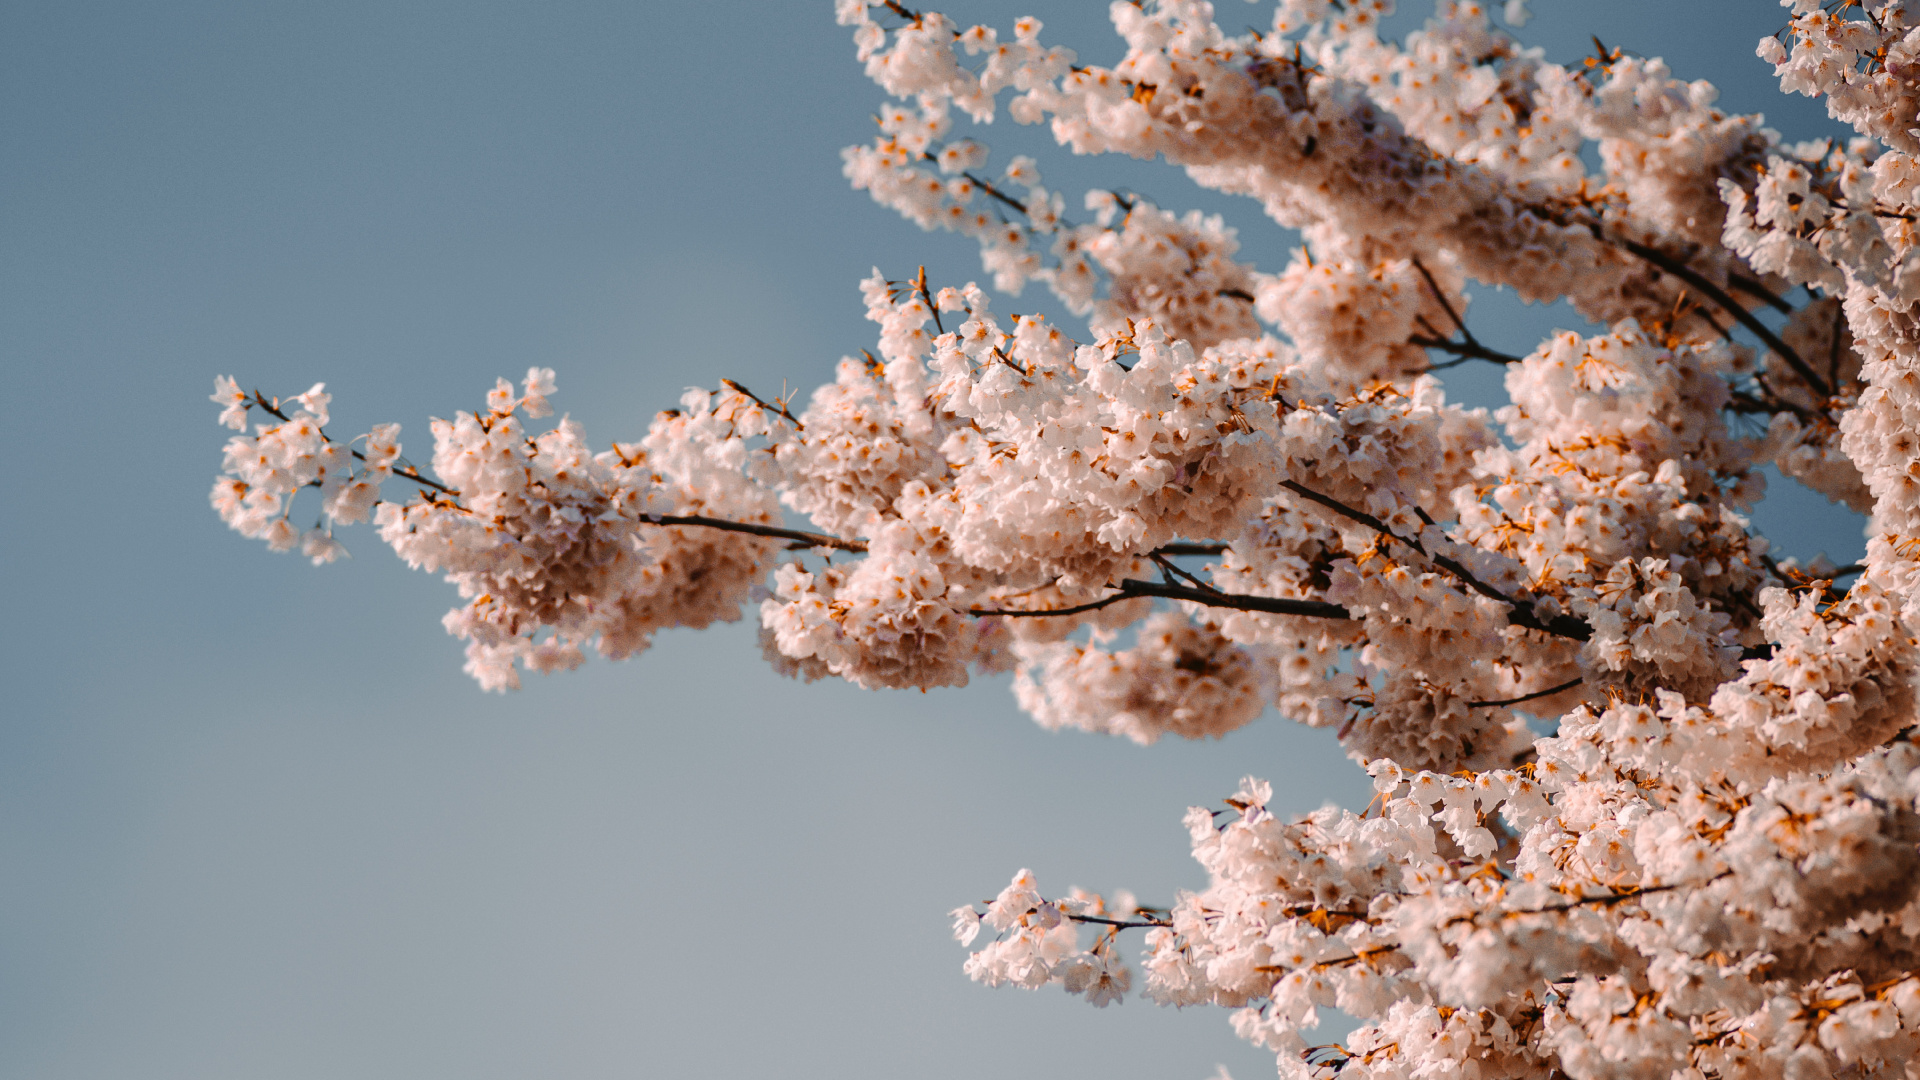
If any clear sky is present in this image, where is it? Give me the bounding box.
[0,2,1868,1078]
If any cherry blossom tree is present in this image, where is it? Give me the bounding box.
[199,1,1920,1076]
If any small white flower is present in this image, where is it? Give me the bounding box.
[949,906,982,946]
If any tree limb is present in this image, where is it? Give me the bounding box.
[248,390,459,498]
[1606,236,1832,398]
[1468,677,1584,709]
[1726,272,1794,314]
[640,514,868,553]
[1275,480,1591,643]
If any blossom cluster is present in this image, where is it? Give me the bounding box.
[210,371,784,690]
[203,1,1920,1076]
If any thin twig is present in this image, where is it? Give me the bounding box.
[1153,541,1228,556]
[1410,256,1469,336]
[1606,235,1832,397]
[248,391,459,497]
[1151,552,1222,594]
[1067,913,1172,929]
[641,514,868,553]
[913,265,943,334]
[1275,480,1589,642]
[1406,258,1524,368]
[1409,333,1523,368]
[970,592,1141,620]
[1468,677,1584,709]
[1507,871,1733,917]
[970,579,1354,622]
[719,379,803,430]
[1829,299,1845,390]
[963,170,1036,218]
[1727,388,1815,422]
[1725,272,1794,314]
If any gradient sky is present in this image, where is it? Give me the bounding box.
[0,2,1869,1078]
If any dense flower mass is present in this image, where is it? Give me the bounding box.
[204,1,1920,1076]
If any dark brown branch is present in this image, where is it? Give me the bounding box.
[1469,677,1584,709]
[1409,256,1469,336]
[1406,257,1524,368]
[970,593,1138,619]
[1436,873,1736,937]
[1151,552,1221,594]
[963,170,1035,218]
[1409,333,1523,368]
[970,579,1353,622]
[1153,541,1228,556]
[912,150,1068,229]
[1727,388,1814,423]
[974,570,1598,651]
[1607,236,1832,398]
[1217,287,1256,302]
[248,390,460,497]
[1276,479,1591,643]
[1829,299,1846,390]
[1726,272,1794,314]
[641,514,868,553]
[912,265,944,334]
[1508,870,1733,917]
[1118,578,1358,619]
[1827,195,1917,222]
[718,379,803,430]
[1067,913,1172,929]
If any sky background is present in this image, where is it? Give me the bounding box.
[0,2,1871,1078]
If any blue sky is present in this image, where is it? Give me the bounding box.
[0,2,1867,1077]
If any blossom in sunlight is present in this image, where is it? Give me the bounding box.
[202,2,1920,1076]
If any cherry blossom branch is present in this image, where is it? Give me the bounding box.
[968,488,1599,645]
[718,379,803,430]
[1261,879,1729,983]
[1154,541,1228,556]
[1431,871,1737,937]
[1829,298,1847,390]
[1508,870,1734,917]
[642,509,1238,561]
[1410,329,1523,369]
[969,579,1354,622]
[247,390,459,498]
[1151,552,1222,594]
[1604,235,1832,398]
[640,514,868,553]
[637,510,1233,560]
[1728,387,1815,423]
[1407,256,1522,368]
[966,171,1036,217]
[1726,272,1794,314]
[911,265,944,333]
[1259,943,1402,976]
[1275,480,1592,642]
[1468,677,1585,709]
[1066,913,1172,929]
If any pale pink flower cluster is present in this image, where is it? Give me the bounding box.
[203,1,1920,1075]
[209,377,372,563]
[1012,611,1275,744]
[209,370,784,690]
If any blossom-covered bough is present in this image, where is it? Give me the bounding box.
[201,0,1920,1075]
